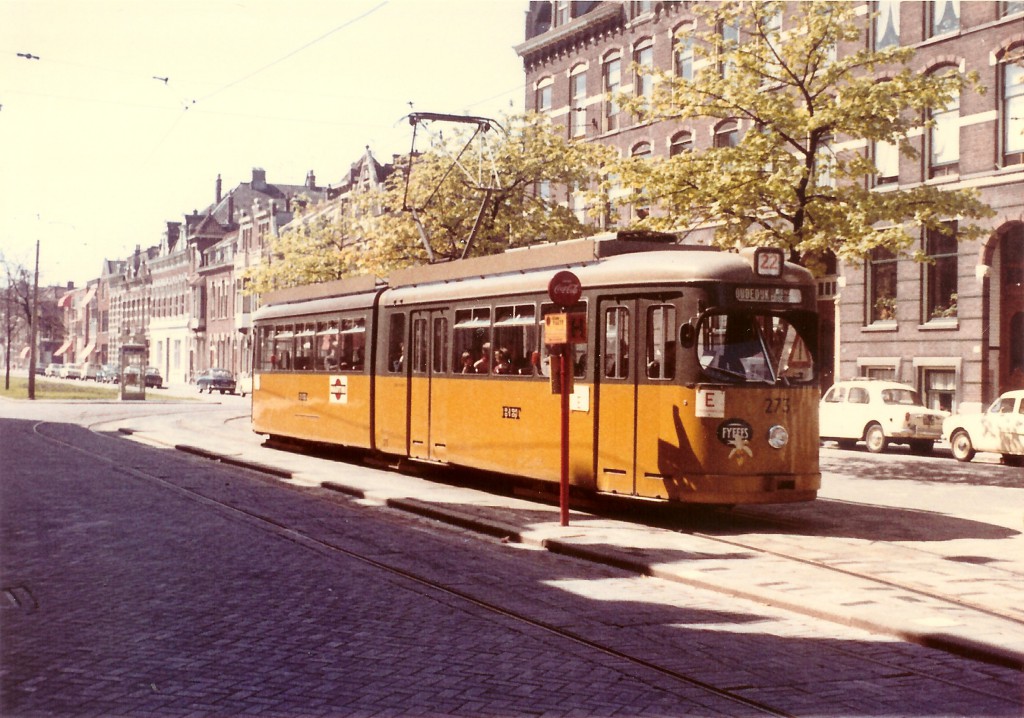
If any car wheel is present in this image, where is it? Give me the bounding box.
[198,386,204,393]
[908,440,933,456]
[949,429,975,463]
[864,423,887,454]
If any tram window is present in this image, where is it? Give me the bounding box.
[698,312,815,384]
[412,317,429,374]
[388,314,406,373]
[453,307,491,374]
[540,303,587,378]
[318,320,340,370]
[294,323,317,370]
[756,314,814,383]
[338,317,366,371]
[272,325,295,370]
[257,326,275,371]
[646,305,676,380]
[494,305,538,376]
[432,317,449,373]
[604,307,630,379]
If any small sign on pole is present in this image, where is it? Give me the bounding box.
[546,271,583,527]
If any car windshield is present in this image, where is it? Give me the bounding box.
[697,310,816,385]
[881,389,919,406]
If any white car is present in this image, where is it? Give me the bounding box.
[819,379,949,455]
[943,390,1024,467]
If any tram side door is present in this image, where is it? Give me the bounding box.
[595,296,679,497]
[408,310,449,462]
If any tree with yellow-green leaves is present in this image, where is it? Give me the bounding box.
[246,113,615,293]
[612,0,993,270]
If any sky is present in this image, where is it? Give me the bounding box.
[0,0,528,287]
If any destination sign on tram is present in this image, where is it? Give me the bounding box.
[735,286,803,304]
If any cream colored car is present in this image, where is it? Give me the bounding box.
[943,390,1024,467]
[819,379,948,455]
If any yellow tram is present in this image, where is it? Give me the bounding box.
[252,234,820,505]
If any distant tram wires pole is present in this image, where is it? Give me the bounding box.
[401,112,506,263]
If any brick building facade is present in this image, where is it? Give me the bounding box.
[516,0,1024,411]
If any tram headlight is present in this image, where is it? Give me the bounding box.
[767,424,789,449]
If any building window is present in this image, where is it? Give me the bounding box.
[537,180,551,204]
[868,246,898,323]
[603,53,622,132]
[815,135,836,188]
[554,0,570,27]
[570,184,588,225]
[874,0,901,50]
[927,69,959,178]
[631,143,652,218]
[669,130,693,157]
[674,25,694,81]
[875,139,899,185]
[1004,1,1024,16]
[925,222,958,320]
[714,119,739,148]
[921,368,956,412]
[928,0,959,37]
[570,66,588,137]
[1002,54,1024,166]
[717,19,740,78]
[535,77,553,113]
[634,39,654,107]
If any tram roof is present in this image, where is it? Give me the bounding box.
[255,234,814,321]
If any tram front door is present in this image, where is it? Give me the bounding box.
[408,309,449,462]
[595,295,681,499]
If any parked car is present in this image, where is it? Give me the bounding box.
[44,363,61,377]
[819,378,948,455]
[943,390,1024,467]
[196,368,236,394]
[80,362,99,381]
[59,364,81,380]
[144,367,163,389]
[96,364,119,383]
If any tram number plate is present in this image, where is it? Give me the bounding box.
[502,406,522,420]
[764,397,790,414]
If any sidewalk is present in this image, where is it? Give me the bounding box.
[113,411,1024,671]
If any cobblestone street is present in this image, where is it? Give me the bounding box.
[2,413,1021,717]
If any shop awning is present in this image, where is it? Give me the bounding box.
[80,341,96,361]
[19,346,30,359]
[58,293,74,309]
[80,285,97,307]
[54,338,72,356]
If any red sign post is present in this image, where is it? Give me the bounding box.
[547,271,583,527]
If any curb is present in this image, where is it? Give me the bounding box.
[174,444,294,479]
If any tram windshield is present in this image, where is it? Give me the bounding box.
[697,311,816,385]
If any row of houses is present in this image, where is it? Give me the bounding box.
[27,1,1024,414]
[48,153,393,385]
[516,0,1024,412]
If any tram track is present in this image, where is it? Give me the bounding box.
[20,413,1022,712]
[32,419,799,718]
[87,406,1024,670]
